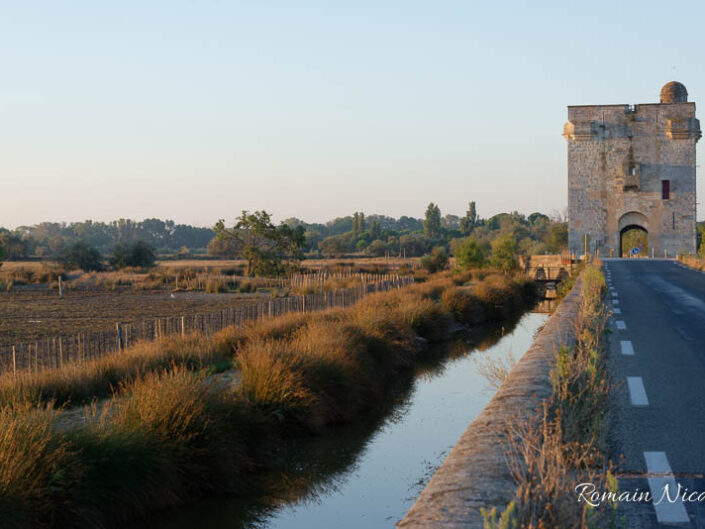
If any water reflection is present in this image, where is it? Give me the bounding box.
[533,298,557,313]
[128,312,548,529]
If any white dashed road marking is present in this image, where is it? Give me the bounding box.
[616,320,626,330]
[620,340,634,356]
[643,451,689,523]
[613,307,622,314]
[627,377,648,406]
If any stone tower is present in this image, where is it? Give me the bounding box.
[564,81,701,257]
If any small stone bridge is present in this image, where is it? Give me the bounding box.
[518,254,575,282]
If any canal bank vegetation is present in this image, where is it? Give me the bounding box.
[483,263,619,529]
[0,270,539,529]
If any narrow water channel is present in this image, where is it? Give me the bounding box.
[130,312,548,529]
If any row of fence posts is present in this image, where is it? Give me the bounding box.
[289,272,402,288]
[1,275,414,376]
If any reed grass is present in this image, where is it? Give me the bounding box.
[0,270,540,528]
[0,334,229,409]
[484,263,616,529]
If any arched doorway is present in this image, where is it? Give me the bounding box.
[618,211,649,258]
[620,225,648,257]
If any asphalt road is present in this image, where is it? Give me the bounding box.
[605,259,705,528]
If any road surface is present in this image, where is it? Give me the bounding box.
[605,259,705,527]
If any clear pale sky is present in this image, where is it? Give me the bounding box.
[2,1,704,228]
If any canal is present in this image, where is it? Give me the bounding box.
[130,312,548,529]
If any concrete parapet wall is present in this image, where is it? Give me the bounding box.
[397,280,584,528]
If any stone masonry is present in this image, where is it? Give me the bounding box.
[564,81,701,257]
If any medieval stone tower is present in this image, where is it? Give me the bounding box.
[564,81,701,257]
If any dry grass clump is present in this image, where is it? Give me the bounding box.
[292,319,384,408]
[69,271,134,291]
[440,274,536,325]
[440,288,486,323]
[484,407,611,529]
[0,368,257,529]
[472,275,524,320]
[351,289,449,344]
[213,310,335,355]
[106,368,251,494]
[408,276,456,300]
[237,301,419,430]
[0,263,67,288]
[0,405,78,529]
[238,341,318,427]
[474,350,516,391]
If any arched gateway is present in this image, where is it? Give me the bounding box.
[618,211,648,257]
[563,82,700,257]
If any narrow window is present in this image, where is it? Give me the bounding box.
[662,180,670,200]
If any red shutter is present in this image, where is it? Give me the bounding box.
[662,180,670,200]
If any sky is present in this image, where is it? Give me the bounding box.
[2,0,705,228]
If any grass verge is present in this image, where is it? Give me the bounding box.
[483,263,620,529]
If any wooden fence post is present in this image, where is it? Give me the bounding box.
[115,323,123,352]
[3,276,415,374]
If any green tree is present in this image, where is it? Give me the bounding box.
[110,240,156,269]
[276,224,306,269]
[420,246,449,273]
[214,211,304,276]
[399,234,428,257]
[544,223,568,253]
[490,234,517,272]
[369,220,380,240]
[352,212,360,239]
[129,240,157,268]
[459,201,478,235]
[528,212,549,225]
[207,234,240,257]
[319,235,349,258]
[366,239,388,257]
[453,237,486,269]
[61,241,104,272]
[423,203,442,239]
[109,243,132,269]
[357,212,365,236]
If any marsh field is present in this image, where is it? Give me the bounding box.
[0,258,418,348]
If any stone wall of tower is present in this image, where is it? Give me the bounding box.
[565,100,699,257]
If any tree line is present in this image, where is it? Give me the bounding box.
[0,219,214,259]
[0,202,571,275]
